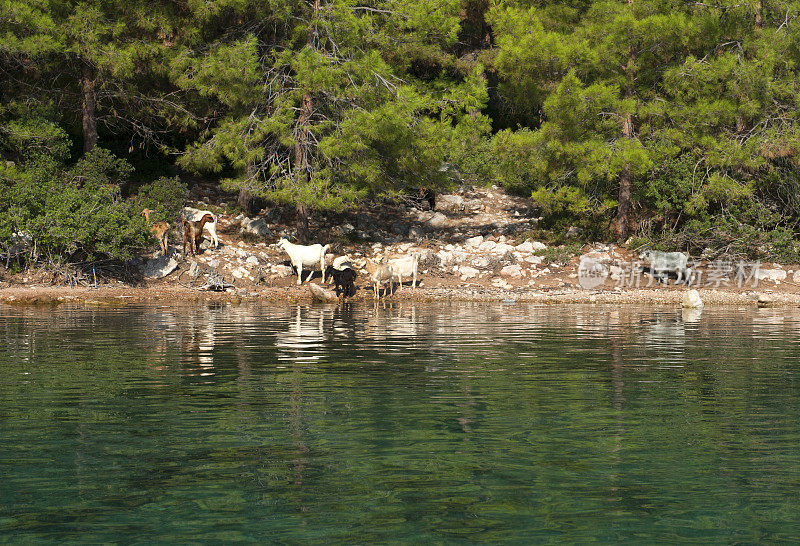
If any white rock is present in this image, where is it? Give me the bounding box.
[459,266,480,280]
[427,212,450,228]
[500,264,524,278]
[525,255,544,265]
[465,235,484,248]
[515,241,534,253]
[478,240,497,252]
[580,251,612,264]
[240,216,272,237]
[531,241,547,251]
[472,256,490,268]
[682,289,704,309]
[756,268,787,282]
[492,243,515,255]
[245,255,259,266]
[273,264,294,277]
[142,253,179,279]
[435,194,465,212]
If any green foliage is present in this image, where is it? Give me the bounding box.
[533,242,583,265]
[4,0,800,261]
[0,149,149,263]
[135,176,188,224]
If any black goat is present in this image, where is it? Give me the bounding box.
[325,266,357,298]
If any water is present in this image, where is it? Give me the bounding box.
[1,302,799,543]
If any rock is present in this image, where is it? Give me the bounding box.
[756,292,774,306]
[309,283,339,303]
[756,268,787,282]
[464,199,484,212]
[525,255,544,265]
[427,212,450,228]
[610,265,624,280]
[531,241,547,251]
[465,235,484,248]
[580,251,612,264]
[478,240,497,252]
[682,289,704,309]
[435,194,465,212]
[500,264,524,278]
[188,260,200,279]
[491,278,513,290]
[492,243,515,255]
[459,266,480,280]
[240,216,272,237]
[682,308,702,323]
[793,270,800,284]
[515,241,534,253]
[472,256,490,269]
[142,252,179,279]
[245,255,259,266]
[274,264,294,277]
[408,226,426,239]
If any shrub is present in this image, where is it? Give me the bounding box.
[0,149,150,265]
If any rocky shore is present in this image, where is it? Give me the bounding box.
[3,185,800,307]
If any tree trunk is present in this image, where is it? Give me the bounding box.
[296,203,309,244]
[755,0,763,28]
[81,62,98,153]
[615,39,635,241]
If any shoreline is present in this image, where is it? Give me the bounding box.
[0,283,795,307]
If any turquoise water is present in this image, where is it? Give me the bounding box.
[1,302,799,543]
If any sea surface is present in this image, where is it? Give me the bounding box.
[1,302,799,543]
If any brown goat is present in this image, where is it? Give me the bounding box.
[182,213,215,257]
[142,208,170,255]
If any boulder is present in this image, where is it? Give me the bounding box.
[465,235,484,248]
[682,289,704,309]
[142,252,179,279]
[500,264,524,278]
[309,283,339,303]
[273,264,294,277]
[515,240,534,253]
[756,268,787,282]
[580,251,612,264]
[240,216,272,237]
[427,212,450,228]
[245,255,259,266]
[459,266,480,280]
[531,241,547,251]
[435,194,465,212]
[478,240,497,252]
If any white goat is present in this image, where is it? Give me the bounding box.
[277,238,330,285]
[365,258,393,299]
[183,207,219,248]
[389,254,419,290]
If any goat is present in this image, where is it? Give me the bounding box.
[182,213,215,257]
[142,208,170,255]
[324,266,357,298]
[639,250,693,285]
[183,207,219,248]
[365,258,393,299]
[277,237,329,285]
[389,254,419,290]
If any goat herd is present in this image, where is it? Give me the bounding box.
[142,207,419,299]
